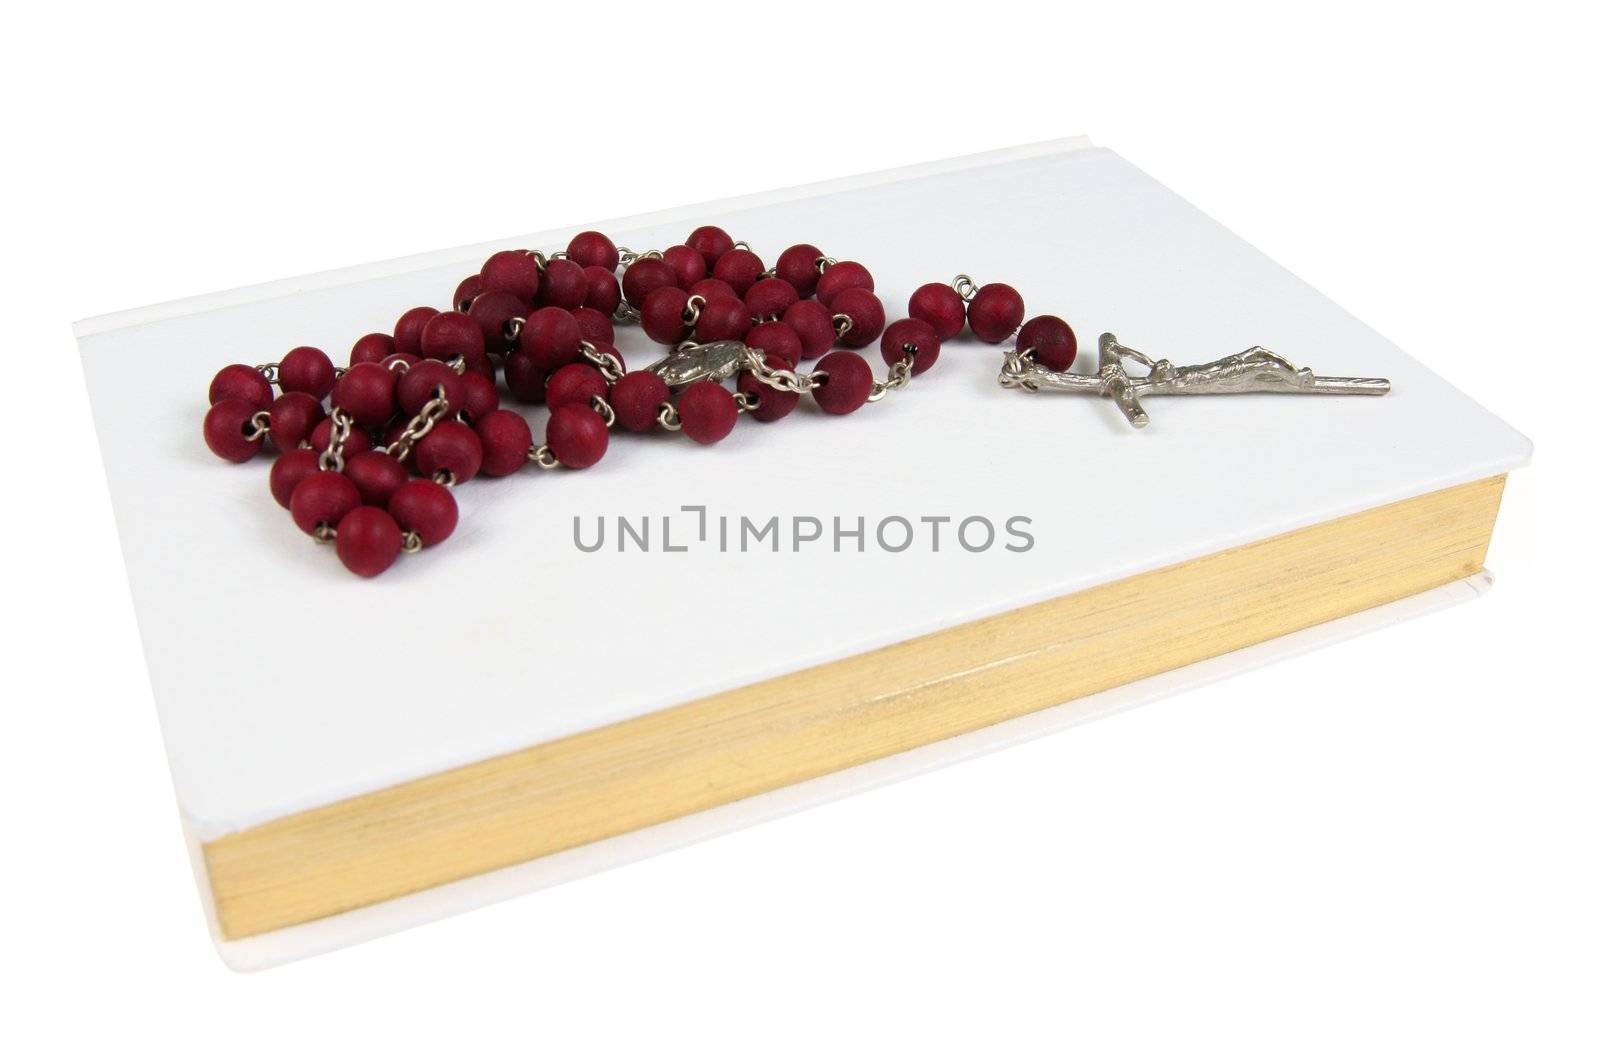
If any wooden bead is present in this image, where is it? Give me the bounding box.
[518,307,583,371]
[334,506,403,577]
[967,283,1025,343]
[815,260,873,306]
[566,231,619,272]
[475,408,534,476]
[278,346,335,399]
[480,250,542,301]
[610,371,671,432]
[685,225,734,269]
[908,282,966,341]
[393,306,439,357]
[812,350,873,414]
[289,470,360,535]
[388,480,458,547]
[830,288,885,349]
[208,364,273,410]
[343,450,410,506]
[676,380,738,444]
[662,244,707,290]
[203,398,265,462]
[266,392,325,450]
[775,244,824,297]
[415,421,483,483]
[1016,315,1078,371]
[546,405,609,468]
[268,449,321,508]
[879,318,941,375]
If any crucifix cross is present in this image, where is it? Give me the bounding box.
[998,332,1391,428]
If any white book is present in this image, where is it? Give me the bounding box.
[77,138,1530,969]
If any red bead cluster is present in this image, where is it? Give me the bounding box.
[202,223,1076,576]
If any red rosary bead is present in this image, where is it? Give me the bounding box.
[829,287,885,348]
[908,282,966,341]
[745,320,804,367]
[466,290,529,355]
[783,299,837,360]
[419,310,486,362]
[676,379,738,443]
[416,420,483,483]
[812,350,874,414]
[879,318,941,375]
[775,244,824,297]
[266,391,325,450]
[308,417,372,457]
[689,277,739,304]
[388,479,459,547]
[581,267,622,317]
[333,362,399,427]
[744,277,799,319]
[685,225,734,270]
[610,370,671,432]
[453,274,484,312]
[203,398,266,462]
[349,332,397,367]
[815,260,874,306]
[458,370,500,422]
[393,306,439,357]
[290,469,361,535]
[519,306,583,371]
[1016,314,1078,371]
[572,307,615,347]
[737,354,799,422]
[208,364,273,410]
[335,506,403,577]
[621,257,677,310]
[546,405,609,468]
[545,363,610,412]
[397,359,467,416]
[662,244,707,290]
[967,282,1025,343]
[566,230,619,272]
[641,287,692,344]
[503,351,547,404]
[269,449,321,508]
[711,248,764,298]
[278,346,335,400]
[694,297,752,342]
[475,408,535,476]
[536,258,588,310]
[480,250,542,301]
[344,450,410,506]
[382,351,419,373]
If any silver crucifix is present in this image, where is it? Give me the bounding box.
[999,332,1391,428]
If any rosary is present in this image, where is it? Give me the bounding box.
[201,226,1391,576]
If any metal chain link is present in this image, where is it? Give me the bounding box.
[581,340,625,383]
[527,444,559,469]
[318,408,354,472]
[867,355,916,403]
[682,294,706,327]
[243,410,272,442]
[951,274,979,302]
[739,347,828,394]
[385,392,450,462]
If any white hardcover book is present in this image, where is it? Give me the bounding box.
[77,138,1530,969]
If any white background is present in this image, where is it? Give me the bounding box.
[5,1,1595,1054]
